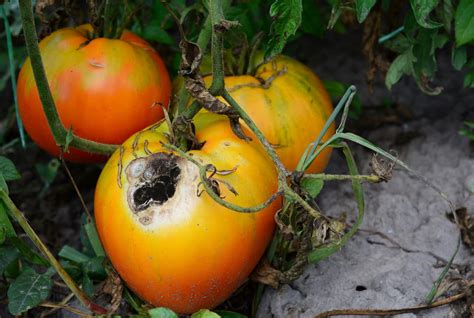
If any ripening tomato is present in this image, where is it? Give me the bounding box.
[178,53,335,173]
[17,25,171,162]
[94,113,280,314]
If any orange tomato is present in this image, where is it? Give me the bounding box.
[94,113,280,313]
[17,25,171,162]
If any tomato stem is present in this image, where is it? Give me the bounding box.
[221,90,288,176]
[0,190,108,315]
[208,0,226,96]
[162,142,283,212]
[303,173,383,183]
[18,0,117,155]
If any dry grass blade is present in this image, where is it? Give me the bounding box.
[314,290,467,318]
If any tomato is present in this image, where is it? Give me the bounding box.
[178,53,335,173]
[94,113,280,313]
[17,25,171,162]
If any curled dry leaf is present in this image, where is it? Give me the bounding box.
[100,268,123,314]
[370,153,395,182]
[251,258,281,289]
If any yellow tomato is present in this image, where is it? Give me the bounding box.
[94,113,280,314]
[177,53,335,173]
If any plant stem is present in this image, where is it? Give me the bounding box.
[222,90,288,177]
[296,86,356,172]
[303,173,382,183]
[197,13,212,51]
[208,0,225,95]
[2,4,26,148]
[378,26,404,44]
[18,0,117,155]
[0,190,107,315]
[163,142,282,212]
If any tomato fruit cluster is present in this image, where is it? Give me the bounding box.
[19,24,334,314]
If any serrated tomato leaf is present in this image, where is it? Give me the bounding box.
[265,0,302,59]
[410,0,442,29]
[386,49,416,89]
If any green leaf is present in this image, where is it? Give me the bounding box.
[214,310,247,318]
[7,267,53,315]
[0,201,16,239]
[355,0,377,23]
[425,238,461,303]
[83,256,106,279]
[301,0,324,37]
[82,272,94,297]
[0,174,8,194]
[412,29,440,78]
[59,245,91,264]
[410,0,442,28]
[265,0,303,59]
[149,307,179,318]
[385,49,416,89]
[460,121,474,140]
[455,0,474,46]
[10,237,49,266]
[60,259,83,280]
[338,132,410,170]
[142,23,175,45]
[308,144,365,263]
[323,80,363,117]
[191,309,221,318]
[382,34,412,53]
[0,156,20,181]
[0,246,19,274]
[0,226,5,244]
[440,0,454,33]
[35,159,60,191]
[124,287,146,314]
[464,71,474,88]
[451,45,467,70]
[301,178,324,198]
[84,221,106,257]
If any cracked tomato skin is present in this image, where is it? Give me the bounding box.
[197,54,335,173]
[94,113,280,314]
[17,25,171,162]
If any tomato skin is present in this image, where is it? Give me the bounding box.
[94,113,280,314]
[190,54,334,173]
[17,25,171,162]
